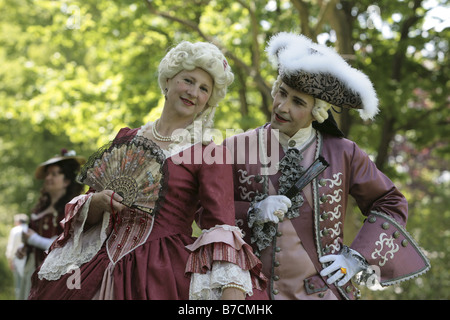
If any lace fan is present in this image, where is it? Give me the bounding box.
[77,135,166,216]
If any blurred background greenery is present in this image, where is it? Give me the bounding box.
[0,0,448,299]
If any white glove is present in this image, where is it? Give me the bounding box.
[253,195,291,224]
[319,248,366,286]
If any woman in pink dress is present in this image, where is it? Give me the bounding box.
[28,41,265,300]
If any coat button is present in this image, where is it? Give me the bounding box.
[368,216,377,223]
[274,261,280,267]
[275,246,281,253]
[401,239,408,247]
[273,289,279,295]
[254,174,263,183]
[273,275,280,281]
[382,222,390,230]
[288,140,296,147]
[321,212,329,220]
[320,195,329,203]
[393,231,400,239]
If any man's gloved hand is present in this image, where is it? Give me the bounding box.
[319,248,366,287]
[253,195,291,224]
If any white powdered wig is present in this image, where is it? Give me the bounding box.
[159,41,234,109]
[266,32,379,120]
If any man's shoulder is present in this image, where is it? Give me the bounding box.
[320,132,372,161]
[321,132,356,148]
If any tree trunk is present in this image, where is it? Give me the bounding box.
[327,1,356,136]
[375,116,396,172]
[374,0,423,168]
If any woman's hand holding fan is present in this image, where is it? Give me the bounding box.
[77,135,166,219]
[85,190,125,227]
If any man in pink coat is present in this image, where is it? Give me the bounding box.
[224,32,430,300]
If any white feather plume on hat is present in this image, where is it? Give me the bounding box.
[266,32,379,120]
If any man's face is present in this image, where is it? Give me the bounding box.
[270,82,315,137]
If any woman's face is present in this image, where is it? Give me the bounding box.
[270,82,315,137]
[165,68,213,120]
[43,164,69,194]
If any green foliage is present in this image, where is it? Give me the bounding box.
[0,0,448,299]
[0,207,15,300]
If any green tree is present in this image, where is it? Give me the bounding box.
[0,0,448,299]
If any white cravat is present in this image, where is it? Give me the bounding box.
[278,125,315,152]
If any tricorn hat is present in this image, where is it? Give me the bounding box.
[35,149,86,179]
[266,32,379,120]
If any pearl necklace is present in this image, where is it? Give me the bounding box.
[152,119,180,142]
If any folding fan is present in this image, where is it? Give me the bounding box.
[77,135,166,216]
[284,155,329,199]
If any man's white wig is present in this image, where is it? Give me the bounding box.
[266,32,379,120]
[158,41,234,128]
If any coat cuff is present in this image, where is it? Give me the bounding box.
[350,211,430,286]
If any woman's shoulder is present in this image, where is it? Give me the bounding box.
[114,127,140,140]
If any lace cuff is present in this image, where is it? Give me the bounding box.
[247,199,277,257]
[189,261,252,300]
[340,245,375,287]
[37,194,111,281]
[185,224,267,296]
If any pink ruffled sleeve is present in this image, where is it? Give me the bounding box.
[185,225,266,293]
[51,193,96,250]
[184,144,267,298]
